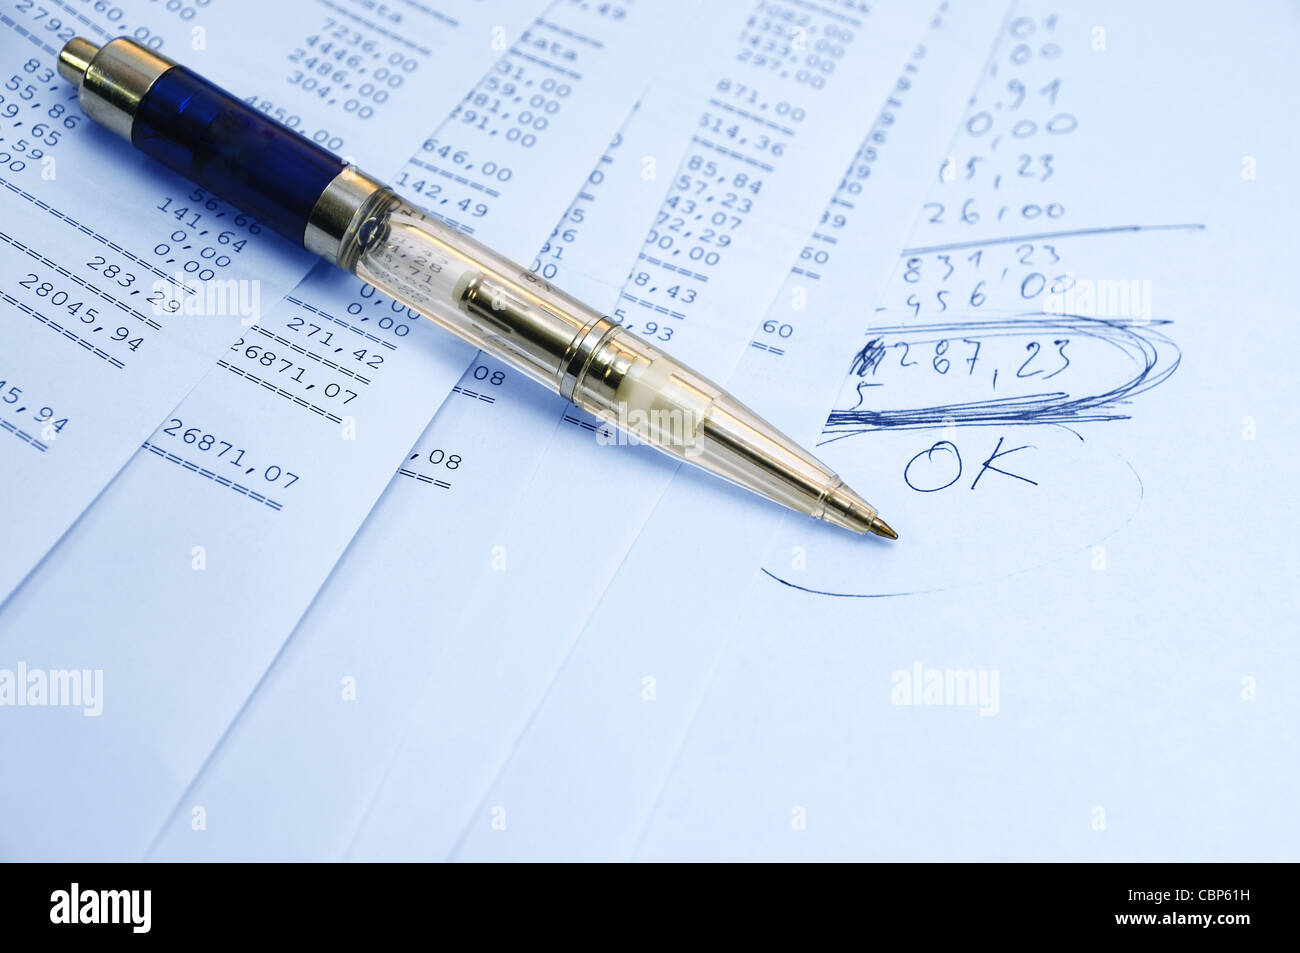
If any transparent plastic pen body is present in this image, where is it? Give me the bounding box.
[352,198,881,534]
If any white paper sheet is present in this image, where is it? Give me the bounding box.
[8,0,1289,864]
[0,0,544,598]
[452,0,1300,860]
[146,101,675,859]
[146,0,949,861]
[333,0,955,861]
[435,0,1014,861]
[0,0,692,859]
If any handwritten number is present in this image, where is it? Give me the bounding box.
[1044,339,1070,379]
[1017,341,1042,378]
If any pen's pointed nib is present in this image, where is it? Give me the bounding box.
[868,516,898,541]
[821,482,897,539]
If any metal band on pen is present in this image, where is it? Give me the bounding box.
[57,37,174,140]
[304,169,393,268]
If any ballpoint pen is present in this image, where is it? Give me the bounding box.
[55,37,897,539]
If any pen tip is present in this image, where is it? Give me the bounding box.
[821,482,897,539]
[868,516,899,541]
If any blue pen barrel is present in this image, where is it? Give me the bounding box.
[130,66,345,243]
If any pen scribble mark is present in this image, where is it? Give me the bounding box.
[821,313,1179,444]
